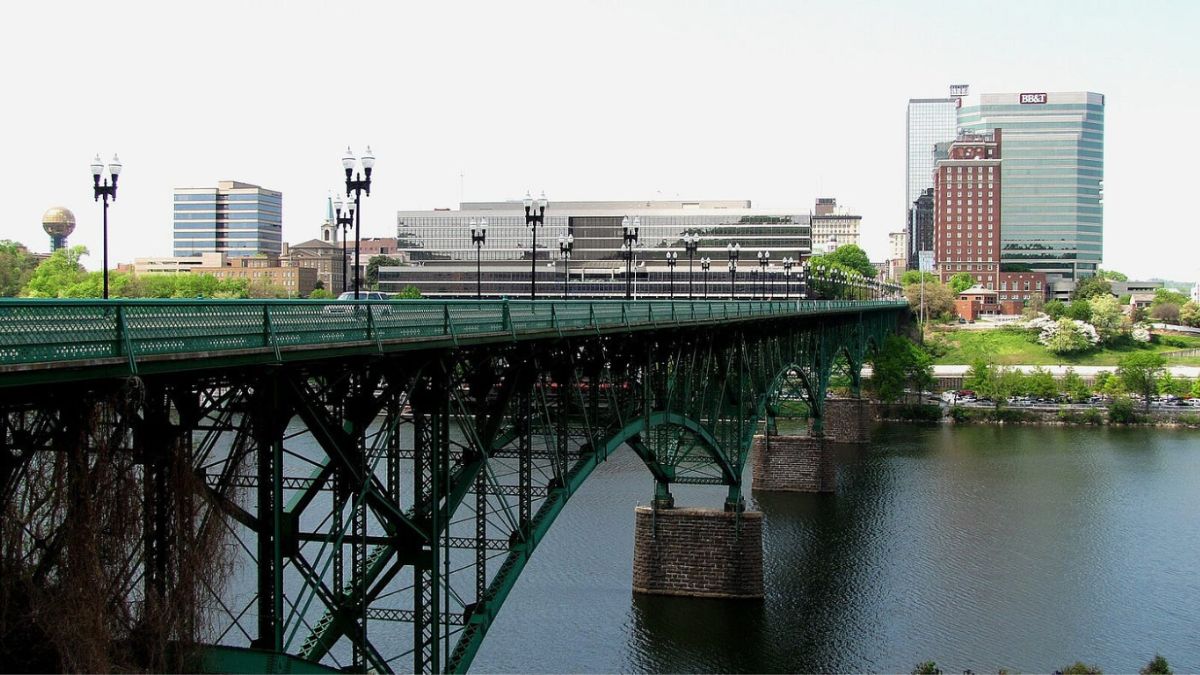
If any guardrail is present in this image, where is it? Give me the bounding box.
[0,298,907,372]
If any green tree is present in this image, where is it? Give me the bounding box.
[0,240,39,297]
[1092,370,1111,393]
[868,335,933,404]
[1043,318,1095,355]
[1151,288,1189,307]
[900,270,937,285]
[1139,653,1172,675]
[393,284,422,299]
[366,255,404,288]
[1149,303,1180,323]
[1044,299,1067,319]
[903,280,956,320]
[308,288,334,299]
[1027,367,1059,399]
[1193,378,1200,399]
[21,245,90,297]
[911,662,941,675]
[1061,661,1102,674]
[1065,299,1093,322]
[1062,368,1092,402]
[1072,275,1112,300]
[810,244,875,278]
[948,272,974,294]
[1180,301,1200,327]
[1117,352,1167,411]
[1087,293,1125,344]
[1097,268,1128,282]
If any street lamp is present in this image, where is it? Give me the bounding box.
[471,218,488,300]
[333,193,355,293]
[700,257,711,299]
[342,145,374,299]
[622,216,640,300]
[727,242,740,300]
[757,250,770,300]
[665,251,678,299]
[558,233,573,298]
[90,153,121,299]
[782,257,795,299]
[524,191,548,300]
[683,232,699,298]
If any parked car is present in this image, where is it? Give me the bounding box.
[324,291,392,316]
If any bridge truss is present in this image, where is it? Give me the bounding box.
[0,300,903,673]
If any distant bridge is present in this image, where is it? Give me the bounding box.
[0,297,906,673]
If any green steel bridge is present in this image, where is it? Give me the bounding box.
[0,297,907,673]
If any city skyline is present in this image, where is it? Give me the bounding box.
[3,1,1198,281]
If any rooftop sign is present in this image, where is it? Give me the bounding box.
[1020,92,1048,104]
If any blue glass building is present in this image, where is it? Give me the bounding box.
[173,180,283,257]
[957,91,1104,281]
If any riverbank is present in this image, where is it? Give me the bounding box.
[876,402,1200,428]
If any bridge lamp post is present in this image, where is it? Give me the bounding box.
[700,257,711,299]
[683,232,699,298]
[665,251,678,299]
[470,218,488,300]
[727,242,740,299]
[524,191,548,300]
[757,250,770,300]
[622,216,640,300]
[333,194,355,293]
[558,233,573,298]
[90,153,121,299]
[341,146,374,299]
[782,257,794,299]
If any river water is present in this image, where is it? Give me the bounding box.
[470,424,1200,673]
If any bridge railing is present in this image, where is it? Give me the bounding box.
[0,298,907,370]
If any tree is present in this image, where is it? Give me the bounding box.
[1087,294,1125,344]
[1149,303,1181,323]
[1027,367,1058,399]
[948,272,974,294]
[1139,654,1172,675]
[1117,352,1167,411]
[964,358,1015,408]
[0,240,39,297]
[1072,275,1112,300]
[1180,301,1200,327]
[900,270,937,285]
[903,280,955,320]
[1044,299,1067,319]
[1151,288,1189,307]
[366,255,404,288]
[1192,377,1200,399]
[1062,368,1092,402]
[1065,299,1093,322]
[1061,661,1102,674]
[1040,318,1097,355]
[393,284,422,299]
[308,288,333,299]
[21,245,90,297]
[1097,268,1128,282]
[815,244,876,278]
[312,278,325,291]
[868,335,933,404]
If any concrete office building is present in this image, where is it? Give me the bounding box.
[173,180,283,257]
[809,198,862,249]
[956,91,1105,284]
[384,199,813,297]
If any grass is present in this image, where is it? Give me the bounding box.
[928,327,1200,366]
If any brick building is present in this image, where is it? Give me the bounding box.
[192,256,318,297]
[934,130,1002,289]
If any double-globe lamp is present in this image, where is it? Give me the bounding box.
[90,153,122,299]
[342,145,374,299]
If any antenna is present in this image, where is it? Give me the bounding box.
[459,170,464,206]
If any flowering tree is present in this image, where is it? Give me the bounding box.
[1087,294,1125,343]
[1036,317,1099,354]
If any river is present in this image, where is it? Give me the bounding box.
[470,424,1200,673]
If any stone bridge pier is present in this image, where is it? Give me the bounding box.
[632,505,764,599]
[822,397,874,444]
[751,398,876,493]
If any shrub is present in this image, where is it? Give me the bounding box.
[1140,653,1172,674]
[912,662,941,675]
[1176,412,1200,427]
[1108,397,1139,424]
[895,404,942,422]
[993,408,1036,423]
[1061,662,1102,675]
[950,406,973,423]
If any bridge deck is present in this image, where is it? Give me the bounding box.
[0,298,906,385]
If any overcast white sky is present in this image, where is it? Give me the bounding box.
[3,0,1198,281]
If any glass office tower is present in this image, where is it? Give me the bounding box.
[957,91,1104,281]
[174,180,283,257]
[906,97,959,267]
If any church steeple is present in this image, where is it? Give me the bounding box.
[320,191,338,243]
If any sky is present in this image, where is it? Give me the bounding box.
[3,0,1198,281]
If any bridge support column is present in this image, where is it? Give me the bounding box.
[632,506,763,599]
[822,398,873,444]
[751,433,836,492]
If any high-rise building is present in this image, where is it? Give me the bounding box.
[809,197,862,249]
[906,89,963,267]
[956,91,1104,282]
[173,180,283,257]
[907,188,935,270]
[934,130,1003,290]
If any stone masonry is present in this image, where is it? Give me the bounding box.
[632,506,763,599]
[751,434,835,492]
[822,398,874,444]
